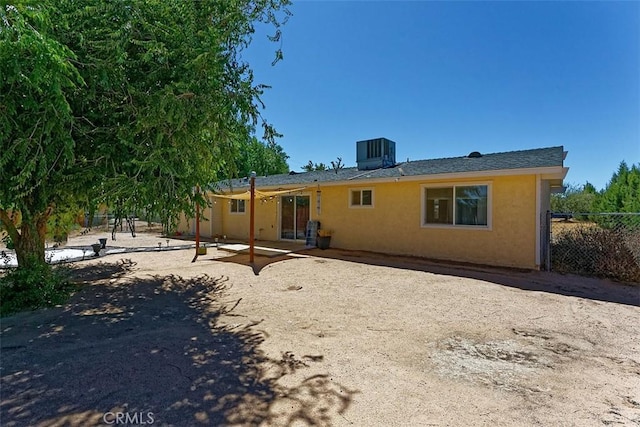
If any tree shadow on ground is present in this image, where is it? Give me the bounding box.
[299,248,640,307]
[0,260,357,426]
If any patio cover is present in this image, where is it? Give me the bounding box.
[211,187,307,200]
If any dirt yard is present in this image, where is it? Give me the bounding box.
[1,231,639,426]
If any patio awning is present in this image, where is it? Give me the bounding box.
[211,187,307,200]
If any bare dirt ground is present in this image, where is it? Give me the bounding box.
[1,230,639,426]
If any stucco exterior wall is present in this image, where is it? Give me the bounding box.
[178,174,540,269]
[219,201,249,240]
[210,198,223,237]
[176,196,223,238]
[203,196,285,241]
[254,198,281,241]
[313,175,536,268]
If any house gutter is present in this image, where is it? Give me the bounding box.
[231,165,569,193]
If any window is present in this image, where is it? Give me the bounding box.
[455,186,488,226]
[425,187,453,224]
[230,199,245,214]
[423,184,489,227]
[350,189,373,207]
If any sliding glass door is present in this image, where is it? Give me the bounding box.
[280,195,310,240]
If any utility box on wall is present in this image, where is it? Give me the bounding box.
[356,137,396,170]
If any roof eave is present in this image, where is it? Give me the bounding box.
[244,165,568,191]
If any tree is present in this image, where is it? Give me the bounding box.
[330,157,344,173]
[302,160,328,172]
[1,0,291,269]
[0,3,83,268]
[596,161,640,213]
[234,136,289,178]
[551,182,597,213]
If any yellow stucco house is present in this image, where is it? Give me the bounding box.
[178,139,568,270]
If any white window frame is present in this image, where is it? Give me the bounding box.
[229,199,246,214]
[421,182,492,229]
[349,188,374,208]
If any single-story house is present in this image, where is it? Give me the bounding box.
[178,138,568,269]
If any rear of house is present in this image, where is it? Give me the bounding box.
[178,140,568,269]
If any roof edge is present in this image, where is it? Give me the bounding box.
[236,165,568,192]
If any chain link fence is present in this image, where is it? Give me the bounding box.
[549,212,640,283]
[80,213,165,238]
[82,213,164,228]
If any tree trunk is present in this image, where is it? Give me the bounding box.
[15,219,47,269]
[1,207,52,269]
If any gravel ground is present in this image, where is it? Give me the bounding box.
[1,230,639,426]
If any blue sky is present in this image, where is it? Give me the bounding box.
[245,1,639,191]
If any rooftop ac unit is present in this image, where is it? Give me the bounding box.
[356,137,396,170]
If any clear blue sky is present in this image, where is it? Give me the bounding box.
[245,1,639,191]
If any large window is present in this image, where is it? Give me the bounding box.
[423,184,489,227]
[350,189,373,207]
[230,199,245,214]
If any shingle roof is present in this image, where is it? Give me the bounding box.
[219,146,565,191]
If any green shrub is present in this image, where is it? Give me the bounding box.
[552,226,640,283]
[2,233,14,249]
[0,262,73,316]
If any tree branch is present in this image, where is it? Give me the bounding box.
[35,204,55,234]
[0,209,20,245]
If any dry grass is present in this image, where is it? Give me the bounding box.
[552,220,640,283]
